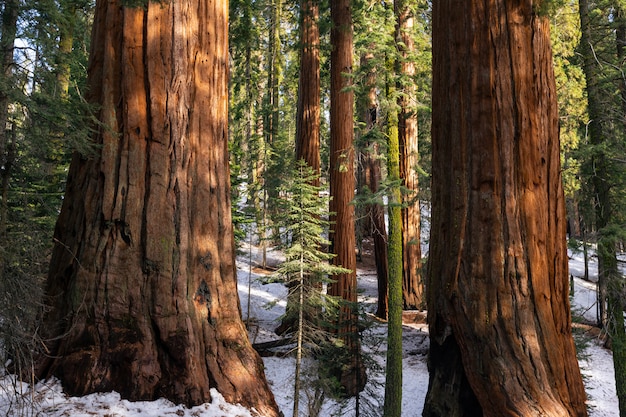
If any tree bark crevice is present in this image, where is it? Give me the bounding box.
[35,2,279,416]
[426,2,587,416]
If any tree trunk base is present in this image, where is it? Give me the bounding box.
[423,336,482,417]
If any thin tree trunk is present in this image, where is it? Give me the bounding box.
[579,0,609,328]
[292,252,305,417]
[358,51,389,320]
[606,5,626,415]
[425,2,587,415]
[383,54,403,417]
[35,2,280,415]
[370,140,389,320]
[0,0,18,239]
[56,1,76,99]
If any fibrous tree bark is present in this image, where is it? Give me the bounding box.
[276,0,321,337]
[395,0,423,310]
[34,1,280,415]
[295,0,320,178]
[329,0,366,397]
[424,1,587,416]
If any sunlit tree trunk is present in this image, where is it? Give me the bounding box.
[34,2,280,415]
[329,0,365,397]
[395,0,423,310]
[425,2,587,415]
[56,1,76,99]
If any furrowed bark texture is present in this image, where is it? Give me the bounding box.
[35,2,280,415]
[295,0,320,177]
[395,0,423,311]
[329,0,365,396]
[425,2,587,416]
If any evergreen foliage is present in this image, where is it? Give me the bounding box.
[575,0,626,413]
[1,0,624,414]
[270,159,350,416]
[0,0,94,405]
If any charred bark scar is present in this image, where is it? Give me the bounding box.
[142,258,159,275]
[114,219,132,245]
[199,253,212,270]
[194,280,212,308]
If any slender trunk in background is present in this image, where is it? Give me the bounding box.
[370,140,389,320]
[579,0,609,328]
[56,1,76,99]
[383,53,403,417]
[34,2,280,415]
[606,5,626,415]
[395,0,423,310]
[425,2,587,415]
[0,0,19,239]
[295,0,320,177]
[358,51,388,320]
[277,0,321,336]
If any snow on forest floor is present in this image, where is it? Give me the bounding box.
[0,244,619,416]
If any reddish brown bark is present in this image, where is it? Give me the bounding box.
[295,0,320,177]
[275,0,321,336]
[328,0,365,397]
[370,142,389,320]
[35,2,280,416]
[329,0,357,335]
[425,2,587,416]
[357,51,389,320]
[395,0,423,310]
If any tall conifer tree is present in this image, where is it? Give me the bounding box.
[329,0,366,397]
[425,1,587,415]
[34,2,280,415]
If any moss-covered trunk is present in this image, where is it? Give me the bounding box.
[383,80,403,417]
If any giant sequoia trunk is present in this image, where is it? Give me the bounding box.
[295,0,320,175]
[395,0,423,311]
[329,0,365,397]
[34,2,280,416]
[276,0,321,336]
[424,2,587,416]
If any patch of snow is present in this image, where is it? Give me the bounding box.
[0,241,618,416]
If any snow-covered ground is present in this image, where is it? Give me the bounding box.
[0,244,618,416]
